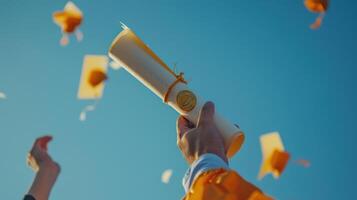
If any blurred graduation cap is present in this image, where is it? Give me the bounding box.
[0,91,6,99]
[77,55,108,99]
[304,0,329,29]
[161,169,173,184]
[258,132,290,180]
[53,1,83,46]
[77,55,109,121]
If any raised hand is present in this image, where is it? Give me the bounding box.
[176,102,227,164]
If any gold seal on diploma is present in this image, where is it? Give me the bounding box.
[176,90,197,112]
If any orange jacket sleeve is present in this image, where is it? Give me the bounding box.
[183,168,273,200]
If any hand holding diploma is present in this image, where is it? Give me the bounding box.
[178,102,272,199]
[177,102,227,164]
[109,25,244,158]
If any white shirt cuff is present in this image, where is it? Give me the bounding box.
[182,153,229,192]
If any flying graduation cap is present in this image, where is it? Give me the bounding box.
[0,91,6,99]
[77,55,108,99]
[304,0,329,29]
[53,1,83,46]
[258,132,290,180]
[77,55,109,121]
[161,169,173,184]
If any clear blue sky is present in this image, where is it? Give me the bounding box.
[1,0,356,199]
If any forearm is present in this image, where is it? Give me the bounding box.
[27,163,60,200]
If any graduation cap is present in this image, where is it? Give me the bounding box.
[258,132,290,180]
[77,55,108,121]
[0,91,6,99]
[77,55,108,99]
[53,1,83,45]
[304,0,329,29]
[161,169,173,184]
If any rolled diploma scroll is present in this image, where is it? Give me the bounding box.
[109,27,244,158]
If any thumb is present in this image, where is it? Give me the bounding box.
[197,101,215,127]
[35,135,53,151]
